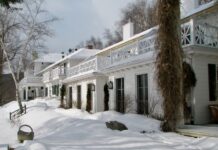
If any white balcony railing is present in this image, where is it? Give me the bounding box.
[20,77,42,85]
[67,58,97,77]
[51,67,66,80]
[60,20,218,79]
[42,71,50,83]
[181,20,218,48]
[110,34,157,65]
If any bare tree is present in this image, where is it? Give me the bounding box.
[104,0,157,47]
[103,28,122,47]
[0,0,23,8]
[75,36,103,50]
[120,0,157,34]
[156,0,183,132]
[0,0,57,112]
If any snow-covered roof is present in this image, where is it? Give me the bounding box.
[37,48,100,75]
[34,53,63,63]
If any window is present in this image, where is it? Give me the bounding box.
[52,85,59,96]
[137,74,149,115]
[116,78,125,113]
[208,64,218,101]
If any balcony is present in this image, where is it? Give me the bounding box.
[65,20,218,78]
[181,20,218,48]
[42,71,50,83]
[98,20,218,68]
[67,58,97,77]
[51,67,66,80]
[20,77,42,85]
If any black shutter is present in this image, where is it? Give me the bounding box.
[208,64,216,101]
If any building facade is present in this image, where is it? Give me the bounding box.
[19,0,218,125]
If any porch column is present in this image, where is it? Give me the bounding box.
[36,88,39,97]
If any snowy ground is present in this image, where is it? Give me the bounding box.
[0,98,218,150]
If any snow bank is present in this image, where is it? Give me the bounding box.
[0,98,218,150]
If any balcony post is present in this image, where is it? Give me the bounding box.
[190,19,195,45]
[96,57,98,71]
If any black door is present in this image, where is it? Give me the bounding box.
[23,89,26,100]
[116,78,125,113]
[77,85,81,109]
[45,87,48,97]
[69,87,73,108]
[86,84,93,112]
[137,74,148,115]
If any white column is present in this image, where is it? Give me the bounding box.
[36,88,39,97]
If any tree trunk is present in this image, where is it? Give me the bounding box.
[0,47,3,103]
[1,40,23,113]
[156,0,183,132]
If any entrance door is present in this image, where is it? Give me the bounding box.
[137,74,148,115]
[69,87,73,108]
[45,88,48,97]
[86,84,93,112]
[23,89,26,100]
[77,85,81,109]
[116,78,125,113]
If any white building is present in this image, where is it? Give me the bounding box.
[19,53,63,101]
[19,0,218,125]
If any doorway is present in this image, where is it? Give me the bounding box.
[86,84,93,112]
[77,85,81,109]
[69,86,73,108]
[137,74,148,115]
[116,78,125,113]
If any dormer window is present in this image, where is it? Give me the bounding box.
[199,0,213,6]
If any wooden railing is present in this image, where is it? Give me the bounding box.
[9,105,27,120]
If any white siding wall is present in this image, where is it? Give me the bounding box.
[192,54,218,124]
[108,63,163,116]
[96,76,108,112]
[66,76,108,112]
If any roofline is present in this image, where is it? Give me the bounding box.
[36,48,99,75]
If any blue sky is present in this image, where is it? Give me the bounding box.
[43,0,135,53]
